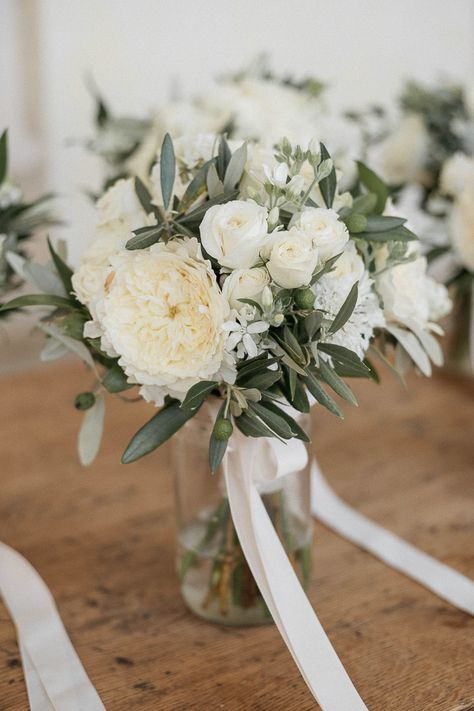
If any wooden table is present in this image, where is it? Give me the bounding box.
[1,362,473,710]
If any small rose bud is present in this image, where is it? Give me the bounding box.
[261,285,273,309]
[75,392,96,411]
[294,288,316,310]
[212,417,233,441]
[344,213,368,234]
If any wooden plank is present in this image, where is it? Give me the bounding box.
[0,362,473,710]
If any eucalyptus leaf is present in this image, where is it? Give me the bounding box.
[160,133,176,210]
[0,293,76,313]
[224,142,247,192]
[318,143,337,208]
[209,403,228,473]
[206,162,224,199]
[126,224,165,250]
[248,401,293,439]
[385,324,432,376]
[304,371,343,418]
[47,238,75,295]
[180,381,218,410]
[180,158,215,209]
[318,342,370,376]
[260,399,310,442]
[357,161,388,214]
[40,323,96,370]
[78,394,105,466]
[364,215,406,232]
[317,358,358,405]
[328,282,358,334]
[122,401,198,463]
[134,176,161,220]
[40,338,69,362]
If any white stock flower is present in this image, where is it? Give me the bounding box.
[375,246,451,329]
[290,207,349,262]
[371,114,430,185]
[314,242,385,358]
[222,267,270,311]
[448,186,474,271]
[440,153,474,197]
[262,229,318,288]
[199,200,269,269]
[87,238,230,405]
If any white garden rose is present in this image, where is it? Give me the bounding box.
[440,153,474,197]
[89,238,230,405]
[290,207,349,262]
[375,246,451,329]
[222,267,270,311]
[96,177,153,230]
[262,228,318,288]
[71,224,128,311]
[371,114,430,185]
[199,200,269,269]
[448,186,474,271]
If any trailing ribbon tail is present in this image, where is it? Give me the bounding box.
[311,459,474,616]
[224,436,368,711]
[0,541,106,711]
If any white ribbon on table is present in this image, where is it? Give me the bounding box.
[0,541,106,711]
[1,434,473,710]
[224,433,368,710]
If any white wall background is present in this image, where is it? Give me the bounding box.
[1,0,474,370]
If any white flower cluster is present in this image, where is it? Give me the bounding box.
[71,134,450,406]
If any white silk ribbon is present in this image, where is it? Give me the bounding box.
[224,433,368,710]
[310,459,474,616]
[0,541,106,711]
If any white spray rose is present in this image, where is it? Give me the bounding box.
[222,267,270,311]
[440,153,474,197]
[290,207,349,262]
[199,200,269,269]
[448,186,474,271]
[87,238,230,405]
[262,228,318,288]
[371,114,430,185]
[96,178,153,230]
[375,246,451,329]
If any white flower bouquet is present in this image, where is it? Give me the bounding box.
[2,127,453,704]
[361,79,474,373]
[0,130,56,310]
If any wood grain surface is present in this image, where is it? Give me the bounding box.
[0,361,473,710]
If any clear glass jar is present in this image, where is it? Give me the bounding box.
[444,289,473,378]
[172,401,313,626]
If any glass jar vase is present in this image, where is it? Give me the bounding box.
[172,401,313,626]
[444,288,473,378]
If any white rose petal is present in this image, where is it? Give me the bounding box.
[263,228,318,289]
[199,200,269,269]
[221,267,270,311]
[290,207,349,263]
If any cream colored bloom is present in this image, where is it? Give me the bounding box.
[222,267,270,311]
[371,114,429,184]
[448,186,474,271]
[290,207,349,262]
[72,224,128,311]
[89,238,230,405]
[199,200,269,269]
[262,229,318,288]
[440,153,474,197]
[375,246,451,328]
[96,177,152,230]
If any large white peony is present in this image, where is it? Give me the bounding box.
[221,267,270,311]
[199,200,269,269]
[262,229,318,288]
[85,238,230,405]
[448,186,474,271]
[290,207,349,262]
